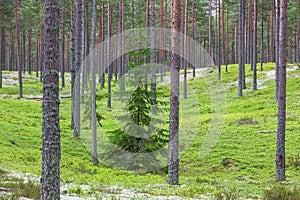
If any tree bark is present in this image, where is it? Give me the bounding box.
[40,26,44,82]
[224,3,229,72]
[74,0,82,137]
[159,0,165,81]
[297,0,300,63]
[252,0,257,90]
[183,0,188,98]
[275,0,280,101]
[208,0,214,62]
[65,33,70,73]
[242,1,246,89]
[28,30,32,75]
[269,11,274,62]
[0,27,5,88]
[144,0,150,91]
[295,27,299,63]
[91,0,98,165]
[267,21,271,62]
[9,30,14,71]
[168,0,180,185]
[84,0,89,57]
[232,23,237,64]
[192,0,196,77]
[119,0,125,91]
[35,32,39,77]
[99,2,105,89]
[276,0,287,181]
[107,3,112,108]
[238,0,245,96]
[288,35,292,63]
[81,0,89,92]
[41,0,60,199]
[248,0,253,67]
[15,0,22,98]
[61,7,65,88]
[70,0,76,129]
[22,29,26,74]
[260,0,264,71]
[150,0,157,107]
[217,0,221,80]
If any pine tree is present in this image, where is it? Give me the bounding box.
[107,3,112,108]
[61,7,65,88]
[252,0,258,90]
[70,0,76,129]
[15,0,23,98]
[0,27,4,88]
[91,0,98,165]
[168,0,181,185]
[27,30,32,75]
[208,0,214,62]
[41,0,60,198]
[276,0,287,181]
[260,0,264,71]
[74,0,82,137]
[238,0,245,96]
[275,0,280,101]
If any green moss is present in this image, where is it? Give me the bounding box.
[1,64,300,199]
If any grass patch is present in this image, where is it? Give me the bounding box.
[0,174,40,200]
[263,183,300,200]
[0,64,300,199]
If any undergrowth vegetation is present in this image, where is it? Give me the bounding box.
[0,169,40,199]
[0,63,300,199]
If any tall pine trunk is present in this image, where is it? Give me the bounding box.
[81,0,89,93]
[66,34,70,73]
[238,0,245,96]
[28,30,32,75]
[9,30,14,71]
[35,32,39,77]
[40,26,44,82]
[260,0,264,71]
[15,0,22,98]
[99,2,105,89]
[192,0,196,77]
[276,0,287,181]
[74,0,82,137]
[0,27,5,88]
[91,0,99,165]
[159,0,165,81]
[61,7,65,88]
[248,0,253,67]
[242,1,246,89]
[107,3,112,108]
[275,0,280,101]
[168,0,181,185]
[295,27,298,63]
[70,0,76,129]
[119,0,125,91]
[296,0,300,63]
[232,24,237,64]
[208,0,214,62]
[252,0,257,90]
[150,0,157,107]
[217,0,221,80]
[183,0,188,98]
[22,29,26,74]
[224,3,228,72]
[41,0,60,198]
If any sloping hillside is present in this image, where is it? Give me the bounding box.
[1,63,300,199]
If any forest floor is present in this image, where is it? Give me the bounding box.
[1,63,300,199]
